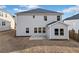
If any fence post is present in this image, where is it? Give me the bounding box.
[77,30,79,41]
[72,29,75,40]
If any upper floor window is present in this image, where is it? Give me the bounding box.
[44,16,47,21]
[33,15,35,19]
[1,13,3,17]
[0,12,3,17]
[34,27,37,33]
[5,14,7,17]
[60,29,64,35]
[2,21,5,26]
[26,28,29,33]
[0,12,1,16]
[55,28,59,35]
[57,16,60,21]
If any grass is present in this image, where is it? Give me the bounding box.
[0,30,79,53]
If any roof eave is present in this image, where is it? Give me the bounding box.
[47,21,68,26]
[16,12,63,15]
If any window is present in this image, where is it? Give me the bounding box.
[2,21,5,26]
[33,15,35,18]
[60,29,64,35]
[1,13,3,17]
[0,12,3,17]
[0,12,1,16]
[44,16,47,21]
[43,27,46,33]
[26,28,29,33]
[5,14,7,17]
[57,16,60,21]
[38,27,41,33]
[55,29,59,35]
[34,27,37,33]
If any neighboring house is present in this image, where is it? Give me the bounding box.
[0,9,15,31]
[64,14,79,33]
[16,8,69,40]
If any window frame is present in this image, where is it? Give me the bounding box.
[55,28,59,36]
[34,27,37,33]
[2,21,5,26]
[33,15,35,19]
[57,16,60,21]
[43,27,46,33]
[0,12,1,16]
[26,28,29,33]
[44,16,47,21]
[1,13,3,17]
[60,29,64,36]
[38,27,41,33]
[5,14,7,18]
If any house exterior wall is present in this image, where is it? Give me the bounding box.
[16,13,62,37]
[0,10,15,31]
[46,26,51,39]
[47,22,69,40]
[7,14,15,29]
[64,19,79,33]
[0,19,10,31]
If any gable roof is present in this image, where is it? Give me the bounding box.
[47,21,58,25]
[64,14,79,20]
[16,8,63,14]
[47,21,68,26]
[0,9,14,19]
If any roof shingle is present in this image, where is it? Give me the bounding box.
[47,21,58,25]
[17,8,63,14]
[64,14,79,20]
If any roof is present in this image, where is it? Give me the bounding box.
[47,21,58,25]
[16,8,63,14]
[0,9,12,15]
[47,21,68,26]
[64,14,79,20]
[0,9,14,19]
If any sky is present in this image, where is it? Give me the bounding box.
[0,5,79,19]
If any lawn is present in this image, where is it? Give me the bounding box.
[0,30,79,53]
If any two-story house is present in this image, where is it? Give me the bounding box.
[16,8,69,40]
[0,9,15,31]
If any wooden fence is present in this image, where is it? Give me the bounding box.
[69,29,79,42]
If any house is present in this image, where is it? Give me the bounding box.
[16,8,69,40]
[0,9,15,31]
[64,14,79,33]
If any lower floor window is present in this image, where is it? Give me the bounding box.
[54,28,64,36]
[60,29,64,35]
[34,27,37,33]
[38,27,41,33]
[34,27,46,33]
[26,28,29,33]
[2,21,5,26]
[43,27,46,33]
[55,29,59,35]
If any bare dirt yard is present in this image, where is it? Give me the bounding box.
[0,30,79,53]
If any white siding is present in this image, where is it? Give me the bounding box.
[0,19,11,31]
[0,10,15,31]
[16,14,62,37]
[46,26,51,39]
[16,13,69,40]
[47,22,69,40]
[64,19,79,33]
